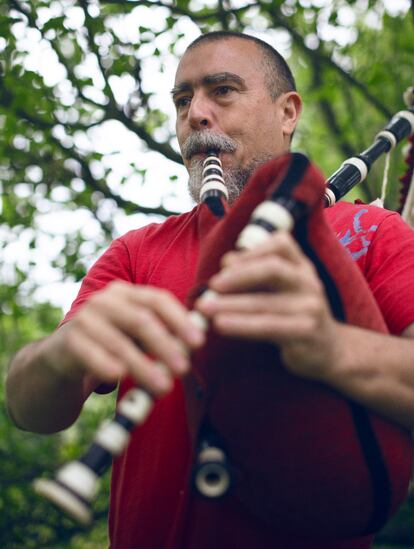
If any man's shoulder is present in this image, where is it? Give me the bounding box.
[326,201,411,264]
[326,201,401,235]
[326,201,397,222]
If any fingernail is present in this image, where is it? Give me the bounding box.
[188,328,205,347]
[211,271,231,288]
[153,369,172,392]
[197,288,219,307]
[201,289,218,301]
[172,353,188,374]
[188,311,208,342]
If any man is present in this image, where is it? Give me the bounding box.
[6,32,414,548]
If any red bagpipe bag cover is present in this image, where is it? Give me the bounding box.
[183,153,413,542]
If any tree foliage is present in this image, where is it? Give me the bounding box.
[1,0,413,288]
[1,0,414,546]
[0,294,114,547]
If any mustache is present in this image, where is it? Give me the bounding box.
[181,131,238,160]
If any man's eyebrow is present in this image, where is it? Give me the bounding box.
[170,72,246,97]
[202,72,245,87]
[170,82,191,98]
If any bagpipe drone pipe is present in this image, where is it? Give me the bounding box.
[182,151,413,543]
[33,91,414,539]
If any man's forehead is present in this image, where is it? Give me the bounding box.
[174,38,263,85]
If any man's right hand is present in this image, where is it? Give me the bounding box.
[6,281,205,433]
[54,281,206,396]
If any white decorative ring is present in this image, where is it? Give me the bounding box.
[199,446,225,464]
[94,420,130,455]
[202,174,225,185]
[200,181,229,199]
[195,463,231,498]
[376,130,397,149]
[189,310,209,332]
[202,164,223,177]
[118,389,153,424]
[324,187,337,207]
[33,478,92,525]
[237,224,271,250]
[251,201,294,231]
[204,155,222,165]
[403,88,414,108]
[393,110,414,134]
[342,157,369,182]
[57,461,98,501]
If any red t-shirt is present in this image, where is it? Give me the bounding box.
[63,202,414,548]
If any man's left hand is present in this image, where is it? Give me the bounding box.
[195,230,341,383]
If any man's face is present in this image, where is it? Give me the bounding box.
[173,38,299,200]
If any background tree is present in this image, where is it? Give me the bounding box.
[1,0,413,546]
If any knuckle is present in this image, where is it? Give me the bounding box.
[63,325,79,350]
[87,280,132,309]
[306,315,320,333]
[311,276,325,296]
[87,290,109,309]
[299,266,322,291]
[71,309,91,331]
[152,287,173,305]
[134,307,155,325]
[266,256,282,274]
[307,261,320,280]
[107,280,127,292]
[306,296,322,315]
[276,230,291,245]
[106,336,130,358]
[140,286,174,308]
[271,230,292,251]
[220,251,235,268]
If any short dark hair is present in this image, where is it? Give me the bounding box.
[187,31,296,100]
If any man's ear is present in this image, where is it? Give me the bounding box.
[280,92,302,139]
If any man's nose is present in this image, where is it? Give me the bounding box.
[188,93,214,130]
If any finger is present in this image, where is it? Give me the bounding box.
[197,292,321,318]
[69,316,173,395]
[113,307,191,375]
[209,256,321,294]
[221,231,306,268]
[211,311,318,342]
[65,328,125,382]
[105,284,204,349]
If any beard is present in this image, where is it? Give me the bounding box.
[181,130,273,204]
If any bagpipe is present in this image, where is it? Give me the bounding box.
[34,90,414,541]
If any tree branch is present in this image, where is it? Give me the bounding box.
[99,0,259,22]
[311,62,356,159]
[8,0,108,112]
[113,108,183,164]
[265,7,393,118]
[68,148,179,217]
[217,0,230,30]
[78,0,118,104]
[0,78,180,218]
[61,0,183,164]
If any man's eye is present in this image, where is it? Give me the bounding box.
[215,86,233,96]
[175,96,191,109]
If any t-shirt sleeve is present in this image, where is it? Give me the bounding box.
[61,236,135,325]
[365,213,414,335]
